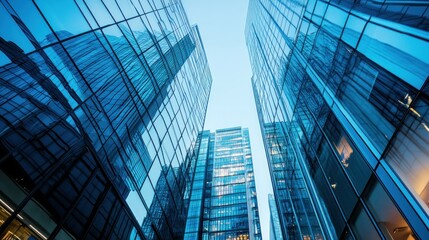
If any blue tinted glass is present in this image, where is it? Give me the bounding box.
[74,0,98,29]
[342,14,365,48]
[141,175,155,206]
[0,4,34,53]
[35,0,90,38]
[6,0,53,46]
[312,0,327,25]
[43,46,91,102]
[0,51,9,66]
[83,0,114,27]
[358,22,429,89]
[323,5,347,37]
[116,0,139,18]
[103,0,125,21]
[125,190,147,225]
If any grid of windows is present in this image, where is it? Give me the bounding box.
[246,0,429,239]
[0,0,212,239]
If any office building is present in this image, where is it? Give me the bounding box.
[184,127,262,240]
[0,0,212,239]
[260,121,323,239]
[246,0,429,239]
[269,194,283,240]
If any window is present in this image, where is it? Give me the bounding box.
[385,94,429,214]
[35,0,91,38]
[364,179,415,240]
[350,203,381,240]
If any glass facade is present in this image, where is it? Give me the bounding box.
[269,194,283,240]
[184,127,262,240]
[0,0,212,239]
[246,0,429,239]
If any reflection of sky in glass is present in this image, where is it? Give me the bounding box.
[35,0,90,38]
[126,190,147,225]
[342,15,365,48]
[141,177,155,207]
[0,4,34,53]
[358,23,429,89]
[5,0,52,44]
[0,51,10,66]
[85,0,115,26]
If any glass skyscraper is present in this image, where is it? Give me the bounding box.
[0,0,212,239]
[246,0,429,239]
[184,127,262,240]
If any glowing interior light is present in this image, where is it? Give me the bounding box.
[29,224,48,240]
[335,137,353,168]
[0,198,24,220]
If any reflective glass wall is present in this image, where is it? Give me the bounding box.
[0,0,212,239]
[269,194,283,240]
[246,0,429,239]
[184,127,262,240]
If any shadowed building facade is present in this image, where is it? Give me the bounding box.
[246,0,429,239]
[0,0,212,239]
[184,127,262,240]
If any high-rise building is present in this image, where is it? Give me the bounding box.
[0,0,212,239]
[246,0,429,239]
[269,194,283,240]
[184,127,262,240]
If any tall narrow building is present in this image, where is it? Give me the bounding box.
[246,0,429,239]
[0,0,212,239]
[184,127,262,240]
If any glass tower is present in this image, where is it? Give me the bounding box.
[0,0,212,239]
[246,0,429,239]
[184,127,262,240]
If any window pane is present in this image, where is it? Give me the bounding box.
[103,0,125,22]
[35,0,90,38]
[350,203,381,240]
[323,5,347,37]
[6,0,53,46]
[364,179,416,240]
[0,4,35,56]
[385,95,429,213]
[83,0,114,27]
[342,14,365,48]
[125,190,147,225]
[316,137,357,218]
[358,22,429,89]
[323,114,372,194]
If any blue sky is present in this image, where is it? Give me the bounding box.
[182,0,274,239]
